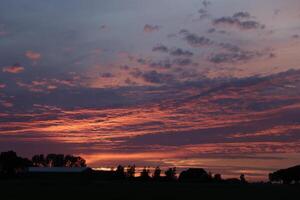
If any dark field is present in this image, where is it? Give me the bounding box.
[1,180,299,200]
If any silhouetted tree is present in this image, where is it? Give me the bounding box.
[153,166,161,180]
[126,165,135,179]
[179,168,211,182]
[165,167,176,181]
[33,154,87,168]
[140,167,151,180]
[0,151,32,176]
[64,155,86,167]
[115,165,126,179]
[240,174,247,184]
[214,174,223,182]
[32,154,46,167]
[269,165,300,184]
[46,154,64,167]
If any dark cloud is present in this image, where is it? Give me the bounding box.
[209,52,256,64]
[100,72,114,78]
[198,8,210,20]
[210,42,266,64]
[213,42,275,64]
[137,58,172,69]
[292,34,299,39]
[152,44,169,53]
[219,43,242,52]
[149,59,172,69]
[152,44,193,57]
[100,25,108,30]
[144,24,161,33]
[207,28,228,35]
[233,12,251,19]
[120,65,130,71]
[141,70,175,84]
[274,9,281,16]
[213,13,265,30]
[173,58,193,66]
[182,31,213,47]
[202,0,211,8]
[170,48,194,57]
[207,28,216,33]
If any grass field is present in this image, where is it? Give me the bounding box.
[1,180,299,200]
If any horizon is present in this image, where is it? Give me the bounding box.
[1,0,300,182]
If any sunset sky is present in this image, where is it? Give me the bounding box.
[1,0,300,180]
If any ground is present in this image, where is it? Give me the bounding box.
[0,180,299,200]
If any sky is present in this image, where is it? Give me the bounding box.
[1,0,300,180]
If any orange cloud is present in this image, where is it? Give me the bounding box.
[2,64,24,73]
[144,24,160,33]
[25,50,41,62]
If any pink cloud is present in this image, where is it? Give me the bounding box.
[144,24,161,33]
[2,64,24,74]
[0,83,6,89]
[25,50,41,62]
[0,31,8,37]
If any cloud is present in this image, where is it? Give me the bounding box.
[100,72,114,78]
[0,83,6,89]
[181,31,213,47]
[152,44,169,53]
[213,13,265,30]
[170,48,194,57]
[152,45,194,57]
[25,51,41,62]
[0,31,8,37]
[100,25,109,31]
[149,59,172,69]
[141,70,175,84]
[219,43,242,52]
[144,24,161,33]
[209,42,275,64]
[207,28,228,35]
[198,8,210,20]
[173,58,193,66]
[2,63,25,74]
[292,34,299,39]
[131,69,175,84]
[0,24,9,37]
[202,0,211,8]
[233,12,251,19]
[0,100,13,108]
[209,52,257,64]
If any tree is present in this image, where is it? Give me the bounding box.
[240,174,247,184]
[32,154,46,167]
[140,167,151,180]
[153,166,161,180]
[42,154,86,168]
[0,151,32,176]
[126,165,136,179]
[269,165,300,184]
[115,165,125,179]
[214,174,222,182]
[178,168,211,182]
[165,167,176,181]
[46,154,64,167]
[64,155,87,167]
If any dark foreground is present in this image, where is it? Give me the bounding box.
[1,180,299,200]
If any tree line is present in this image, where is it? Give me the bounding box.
[0,151,86,176]
[1,151,300,184]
